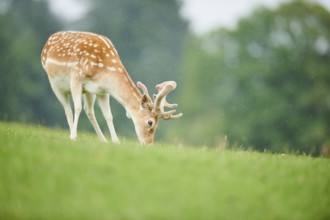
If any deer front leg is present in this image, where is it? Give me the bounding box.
[70,78,83,141]
[84,93,108,142]
[97,94,120,144]
[49,80,74,136]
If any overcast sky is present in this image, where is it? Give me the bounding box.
[50,0,330,35]
[180,0,330,34]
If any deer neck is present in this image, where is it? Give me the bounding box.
[101,69,142,118]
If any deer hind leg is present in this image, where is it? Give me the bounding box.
[97,94,120,144]
[49,81,73,137]
[70,78,83,141]
[83,93,108,142]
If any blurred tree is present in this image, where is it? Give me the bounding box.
[0,0,63,124]
[173,0,330,155]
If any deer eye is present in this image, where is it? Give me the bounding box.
[147,120,153,127]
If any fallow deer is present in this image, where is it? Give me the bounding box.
[41,31,182,145]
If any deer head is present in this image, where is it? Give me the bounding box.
[133,81,183,144]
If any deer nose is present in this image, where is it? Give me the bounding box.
[143,137,153,146]
[146,140,154,145]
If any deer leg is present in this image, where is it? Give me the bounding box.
[70,79,83,141]
[49,81,73,136]
[97,94,120,144]
[84,93,108,142]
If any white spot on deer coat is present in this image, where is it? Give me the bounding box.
[108,67,116,72]
[117,67,123,73]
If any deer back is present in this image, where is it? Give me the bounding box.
[41,31,125,79]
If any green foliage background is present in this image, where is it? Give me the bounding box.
[0,0,329,155]
[171,0,330,155]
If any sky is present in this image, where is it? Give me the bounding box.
[49,0,330,35]
[180,0,330,34]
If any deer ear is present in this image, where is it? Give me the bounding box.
[141,95,152,109]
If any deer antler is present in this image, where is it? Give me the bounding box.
[137,81,182,120]
[153,81,183,120]
[137,81,152,102]
[155,82,178,109]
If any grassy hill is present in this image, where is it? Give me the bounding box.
[0,122,329,219]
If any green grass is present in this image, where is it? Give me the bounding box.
[0,122,329,220]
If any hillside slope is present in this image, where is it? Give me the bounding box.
[0,122,329,219]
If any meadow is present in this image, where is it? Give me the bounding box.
[0,122,329,219]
